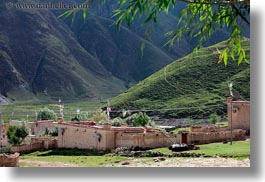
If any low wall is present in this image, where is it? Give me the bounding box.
[187,129,246,144]
[12,137,58,153]
[115,132,178,148]
[0,153,19,167]
[190,125,228,133]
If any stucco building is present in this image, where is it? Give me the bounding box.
[227,97,250,133]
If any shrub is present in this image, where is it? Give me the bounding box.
[209,113,220,124]
[132,112,150,127]
[111,117,124,127]
[71,114,82,122]
[7,124,29,145]
[37,107,57,121]
[0,146,12,154]
[49,126,58,136]
[124,113,138,126]
[93,109,107,123]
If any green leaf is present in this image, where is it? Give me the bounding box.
[222,49,228,66]
[83,8,87,20]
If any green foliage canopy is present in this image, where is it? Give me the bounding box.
[209,113,220,124]
[92,109,108,123]
[7,124,29,145]
[37,107,57,121]
[133,112,150,126]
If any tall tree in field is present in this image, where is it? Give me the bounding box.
[63,0,250,65]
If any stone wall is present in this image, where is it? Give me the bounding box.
[0,153,19,167]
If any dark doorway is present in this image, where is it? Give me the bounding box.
[182,133,188,144]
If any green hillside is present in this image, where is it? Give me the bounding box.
[111,39,250,118]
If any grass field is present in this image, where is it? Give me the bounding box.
[20,149,126,167]
[152,140,250,159]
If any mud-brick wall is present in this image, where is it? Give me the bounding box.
[58,125,115,150]
[0,153,19,167]
[115,132,178,148]
[191,126,228,133]
[187,129,246,144]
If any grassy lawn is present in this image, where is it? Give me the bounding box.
[192,140,250,158]
[20,149,127,167]
[171,127,190,134]
[152,140,250,159]
[216,121,228,126]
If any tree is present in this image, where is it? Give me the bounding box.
[37,107,57,121]
[92,109,108,123]
[111,117,124,126]
[209,113,220,124]
[133,112,150,126]
[62,0,250,65]
[7,124,29,145]
[71,114,83,121]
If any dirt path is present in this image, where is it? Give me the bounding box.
[20,159,80,167]
[20,157,250,167]
[107,157,250,167]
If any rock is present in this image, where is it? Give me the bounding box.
[158,157,166,161]
[153,158,160,162]
[122,161,130,165]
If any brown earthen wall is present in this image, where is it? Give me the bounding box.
[11,137,57,153]
[115,132,177,148]
[58,125,115,150]
[191,125,228,133]
[0,153,19,167]
[58,124,178,150]
[187,129,246,144]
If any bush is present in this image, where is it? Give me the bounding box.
[209,113,220,124]
[43,126,58,136]
[7,124,29,145]
[0,146,12,154]
[132,112,150,127]
[71,114,82,122]
[49,126,58,136]
[111,117,124,127]
[37,107,57,121]
[124,113,138,126]
[93,109,107,123]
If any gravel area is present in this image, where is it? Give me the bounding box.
[108,157,250,167]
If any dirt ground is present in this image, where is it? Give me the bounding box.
[20,159,79,167]
[20,157,250,167]
[108,157,250,167]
